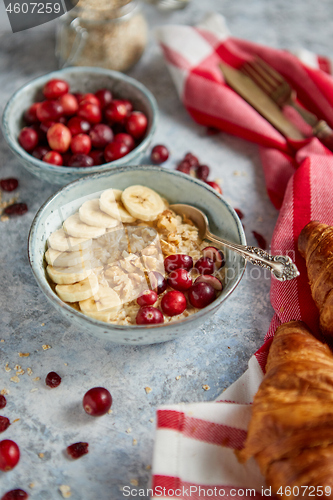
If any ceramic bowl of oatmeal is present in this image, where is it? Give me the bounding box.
[28,165,246,345]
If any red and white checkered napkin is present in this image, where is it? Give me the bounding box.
[151,14,333,499]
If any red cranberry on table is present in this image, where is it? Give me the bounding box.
[126,111,148,139]
[206,181,222,194]
[68,154,94,168]
[252,231,267,250]
[67,442,89,459]
[32,145,50,161]
[77,102,102,124]
[83,387,112,417]
[113,133,135,151]
[104,142,129,162]
[89,150,105,166]
[176,160,191,174]
[89,124,113,149]
[0,439,20,471]
[184,153,199,167]
[164,254,193,273]
[195,275,222,291]
[70,133,91,155]
[137,290,158,307]
[43,151,63,166]
[18,127,39,152]
[1,489,29,500]
[136,306,164,325]
[234,208,244,220]
[167,268,192,292]
[188,282,216,309]
[0,417,10,433]
[196,165,210,181]
[4,203,28,216]
[67,117,91,136]
[24,102,41,124]
[59,93,79,116]
[95,88,112,109]
[37,100,63,122]
[202,246,225,269]
[161,290,187,316]
[0,178,19,192]
[195,256,215,275]
[43,78,69,100]
[47,124,71,153]
[104,100,128,123]
[0,395,6,410]
[148,271,167,295]
[45,371,61,388]
[151,145,169,164]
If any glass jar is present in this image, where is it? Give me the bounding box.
[56,0,148,72]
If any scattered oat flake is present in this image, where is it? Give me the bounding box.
[42,344,51,350]
[10,375,20,383]
[33,377,40,382]
[1,215,9,222]
[149,418,154,423]
[38,453,44,458]
[27,367,33,376]
[64,363,68,366]
[12,418,20,423]
[4,363,11,373]
[144,386,152,394]
[41,323,45,326]
[280,306,284,313]
[0,339,4,343]
[29,483,35,488]
[175,375,181,380]
[1,389,9,395]
[126,428,132,434]
[233,170,241,176]
[202,384,210,391]
[30,388,38,393]
[19,352,30,357]
[14,365,21,371]
[59,485,72,498]
[146,464,152,470]
[107,409,113,414]
[16,369,25,376]
[132,439,137,446]
[130,479,138,487]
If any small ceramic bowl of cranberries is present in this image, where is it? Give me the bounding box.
[2,67,158,185]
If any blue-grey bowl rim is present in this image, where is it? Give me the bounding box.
[28,165,247,331]
[2,66,158,175]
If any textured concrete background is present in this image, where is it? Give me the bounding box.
[0,0,332,498]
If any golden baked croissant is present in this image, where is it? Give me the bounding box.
[237,321,333,498]
[298,221,333,337]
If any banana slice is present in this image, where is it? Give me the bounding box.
[79,285,121,321]
[45,247,93,267]
[56,274,99,303]
[121,185,165,222]
[48,228,92,253]
[63,213,106,239]
[47,265,92,285]
[99,189,136,223]
[79,199,120,228]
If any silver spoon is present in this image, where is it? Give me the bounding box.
[170,204,300,282]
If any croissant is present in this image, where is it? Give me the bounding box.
[237,320,333,498]
[298,221,333,337]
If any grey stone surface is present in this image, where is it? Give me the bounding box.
[0,0,332,498]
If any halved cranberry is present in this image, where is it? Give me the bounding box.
[67,117,91,136]
[24,103,41,124]
[105,100,128,123]
[89,124,113,149]
[47,124,71,153]
[70,133,91,155]
[37,100,63,122]
[59,93,79,116]
[136,306,164,325]
[137,290,158,307]
[43,151,63,166]
[0,395,6,410]
[206,181,222,194]
[0,417,10,433]
[113,133,135,151]
[184,153,199,167]
[77,103,102,124]
[188,282,216,309]
[126,111,148,139]
[43,78,69,100]
[83,387,112,416]
[195,275,222,291]
[161,290,187,316]
[4,203,28,216]
[148,271,167,295]
[95,89,112,109]
[104,142,129,162]
[195,257,215,275]
[67,442,89,459]
[202,247,225,270]
[79,93,100,107]
[168,268,192,292]
[45,371,61,388]
[196,165,210,181]
[234,208,244,220]
[252,231,267,250]
[0,439,20,471]
[0,178,19,192]
[164,254,193,273]
[176,161,191,174]
[89,150,105,166]
[18,127,39,152]
[1,489,28,500]
[151,145,169,164]
[32,145,50,160]
[68,154,94,168]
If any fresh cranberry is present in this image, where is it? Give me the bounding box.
[121,99,133,114]
[43,79,69,100]
[168,268,192,292]
[0,440,20,471]
[113,133,135,151]
[104,142,129,162]
[4,203,28,216]
[234,208,244,220]
[206,181,222,194]
[202,247,225,269]
[59,93,79,116]
[70,134,91,155]
[47,123,71,153]
[136,306,164,325]
[184,152,199,167]
[126,111,148,139]
[58,116,67,125]
[0,417,10,434]
[1,489,28,500]
[68,154,94,168]
[18,127,39,152]
[83,387,112,416]
[67,442,89,459]
[67,117,91,136]
[43,151,63,166]
[0,178,19,192]
[151,145,169,164]
[89,150,105,166]
[89,124,113,149]
[176,161,191,174]
[74,93,84,104]
[137,290,158,307]
[39,120,56,136]
[45,371,61,388]
[195,275,222,291]
[195,257,215,275]
[148,271,167,295]
[24,103,41,124]
[95,89,112,109]
[104,100,128,123]
[37,100,63,122]
[196,165,210,181]
[252,231,267,250]
[0,396,6,410]
[188,282,216,309]
[80,93,101,107]
[161,290,187,316]
[77,103,102,124]
[164,254,193,273]
[32,145,50,160]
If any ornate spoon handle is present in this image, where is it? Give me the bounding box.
[206,231,299,282]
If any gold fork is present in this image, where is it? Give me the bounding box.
[241,57,333,151]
